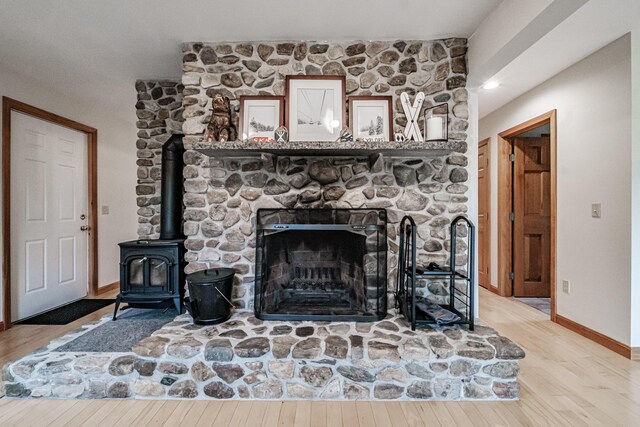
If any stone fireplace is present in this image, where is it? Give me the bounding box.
[0,38,529,404]
[254,208,387,321]
[171,39,470,313]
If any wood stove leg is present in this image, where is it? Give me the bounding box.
[112,296,121,321]
[174,297,183,315]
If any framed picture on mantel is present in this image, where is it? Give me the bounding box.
[239,96,285,142]
[349,96,393,142]
[285,75,346,142]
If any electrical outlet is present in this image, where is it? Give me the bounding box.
[562,280,570,294]
[592,203,601,218]
[101,205,110,215]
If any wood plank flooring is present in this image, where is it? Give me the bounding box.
[0,288,639,426]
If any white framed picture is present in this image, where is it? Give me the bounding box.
[238,96,285,142]
[348,96,393,142]
[285,75,346,142]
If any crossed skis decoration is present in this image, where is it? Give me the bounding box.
[400,92,425,142]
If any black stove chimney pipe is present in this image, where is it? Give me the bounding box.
[160,134,185,240]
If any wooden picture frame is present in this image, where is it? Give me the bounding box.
[348,96,394,141]
[238,95,285,142]
[285,75,346,142]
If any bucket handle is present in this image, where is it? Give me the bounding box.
[214,285,234,308]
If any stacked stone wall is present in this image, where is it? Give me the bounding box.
[135,80,184,238]
[178,39,469,311]
[180,40,468,139]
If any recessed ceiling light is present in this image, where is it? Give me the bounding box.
[482,81,500,90]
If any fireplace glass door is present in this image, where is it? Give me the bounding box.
[255,209,387,321]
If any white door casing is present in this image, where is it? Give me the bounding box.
[10,111,89,321]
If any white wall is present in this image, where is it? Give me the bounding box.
[479,35,632,345]
[630,30,640,348]
[467,88,480,318]
[0,65,138,323]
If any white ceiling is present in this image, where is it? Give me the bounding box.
[4,1,639,129]
[0,0,501,124]
[478,0,640,118]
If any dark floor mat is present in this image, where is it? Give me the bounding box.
[14,299,116,325]
[515,297,551,315]
[54,308,177,352]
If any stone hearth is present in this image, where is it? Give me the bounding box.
[2,313,524,400]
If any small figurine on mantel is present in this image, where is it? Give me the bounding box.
[338,126,353,142]
[274,126,289,143]
[400,92,425,142]
[204,93,236,142]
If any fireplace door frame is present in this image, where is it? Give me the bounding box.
[254,208,388,322]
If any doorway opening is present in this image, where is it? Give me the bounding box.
[478,138,491,289]
[496,110,557,320]
[2,97,98,330]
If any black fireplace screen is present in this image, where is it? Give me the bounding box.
[255,209,387,321]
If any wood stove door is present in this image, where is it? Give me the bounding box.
[147,256,170,293]
[124,256,146,293]
[123,255,171,294]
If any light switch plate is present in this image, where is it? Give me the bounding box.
[562,280,570,294]
[591,203,601,219]
[101,205,110,215]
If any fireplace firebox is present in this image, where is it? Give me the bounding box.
[255,209,387,321]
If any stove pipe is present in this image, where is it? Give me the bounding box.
[160,134,185,240]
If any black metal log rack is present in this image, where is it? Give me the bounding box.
[396,215,475,331]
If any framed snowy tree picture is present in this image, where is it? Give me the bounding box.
[239,96,285,142]
[348,96,393,142]
[285,75,346,142]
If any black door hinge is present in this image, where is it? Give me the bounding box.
[509,272,515,281]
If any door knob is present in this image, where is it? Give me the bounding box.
[80,225,90,231]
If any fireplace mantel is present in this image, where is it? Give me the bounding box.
[188,139,461,158]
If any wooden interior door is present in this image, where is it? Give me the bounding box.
[513,136,551,297]
[478,138,491,288]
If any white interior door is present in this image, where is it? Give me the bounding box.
[10,111,89,321]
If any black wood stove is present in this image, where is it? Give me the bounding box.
[115,239,185,318]
[114,134,186,319]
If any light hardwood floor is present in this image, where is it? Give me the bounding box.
[0,288,639,426]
